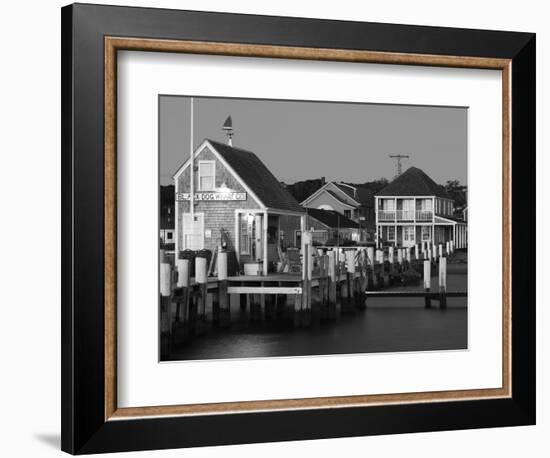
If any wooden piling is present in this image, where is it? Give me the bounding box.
[298,243,312,327]
[173,257,190,344]
[328,250,338,318]
[342,249,355,313]
[195,255,208,334]
[160,262,172,357]
[216,250,229,327]
[423,259,431,309]
[439,256,447,309]
[366,246,375,290]
[388,246,395,277]
[176,258,190,319]
[239,280,248,322]
[367,247,375,268]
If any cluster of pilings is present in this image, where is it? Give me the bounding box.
[159,240,460,358]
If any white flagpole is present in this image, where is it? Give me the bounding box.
[190,97,194,220]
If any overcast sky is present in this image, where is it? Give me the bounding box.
[159,95,467,187]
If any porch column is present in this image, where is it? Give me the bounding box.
[235,212,240,263]
[453,223,457,246]
[255,214,263,264]
[263,212,268,275]
[432,197,435,248]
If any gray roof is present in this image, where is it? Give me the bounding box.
[307,208,359,229]
[208,140,304,213]
[335,183,375,207]
[375,167,451,199]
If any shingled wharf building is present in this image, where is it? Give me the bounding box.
[375,166,468,249]
[173,139,305,275]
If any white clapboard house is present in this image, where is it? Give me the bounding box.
[173,139,305,275]
[374,166,468,249]
[300,181,375,241]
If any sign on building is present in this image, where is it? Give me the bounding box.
[176,192,247,202]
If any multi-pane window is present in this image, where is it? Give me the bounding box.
[198,161,215,190]
[421,226,430,241]
[403,225,415,241]
[344,209,351,218]
[387,226,396,241]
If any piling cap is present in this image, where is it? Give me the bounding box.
[195,249,211,259]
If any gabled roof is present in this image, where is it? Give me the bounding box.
[326,190,356,208]
[306,208,359,229]
[336,183,375,207]
[301,181,375,208]
[207,140,304,213]
[375,167,451,199]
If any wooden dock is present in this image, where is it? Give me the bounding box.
[160,241,466,358]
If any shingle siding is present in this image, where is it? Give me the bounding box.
[176,145,260,255]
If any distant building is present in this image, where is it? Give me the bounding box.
[173,139,305,275]
[305,208,360,245]
[375,166,468,249]
[300,181,375,241]
[160,185,175,251]
[284,177,326,203]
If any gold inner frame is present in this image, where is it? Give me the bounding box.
[104,37,512,421]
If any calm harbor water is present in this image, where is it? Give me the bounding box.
[167,264,468,361]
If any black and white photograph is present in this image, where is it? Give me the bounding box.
[158,95,469,361]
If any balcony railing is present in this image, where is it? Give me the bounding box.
[396,210,415,220]
[377,210,433,222]
[378,210,396,221]
[415,211,433,221]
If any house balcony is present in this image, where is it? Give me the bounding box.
[415,211,433,221]
[377,210,433,222]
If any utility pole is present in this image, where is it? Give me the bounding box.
[190,97,194,220]
[389,154,410,178]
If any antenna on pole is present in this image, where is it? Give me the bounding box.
[222,116,234,146]
[389,154,410,178]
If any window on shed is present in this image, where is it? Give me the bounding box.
[199,161,215,190]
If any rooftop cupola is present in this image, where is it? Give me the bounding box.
[222,115,234,146]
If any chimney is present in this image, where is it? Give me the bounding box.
[321,176,326,185]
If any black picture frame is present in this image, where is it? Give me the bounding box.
[61,3,535,454]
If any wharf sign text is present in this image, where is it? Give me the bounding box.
[176,192,247,202]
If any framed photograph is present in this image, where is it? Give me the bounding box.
[61,3,535,454]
